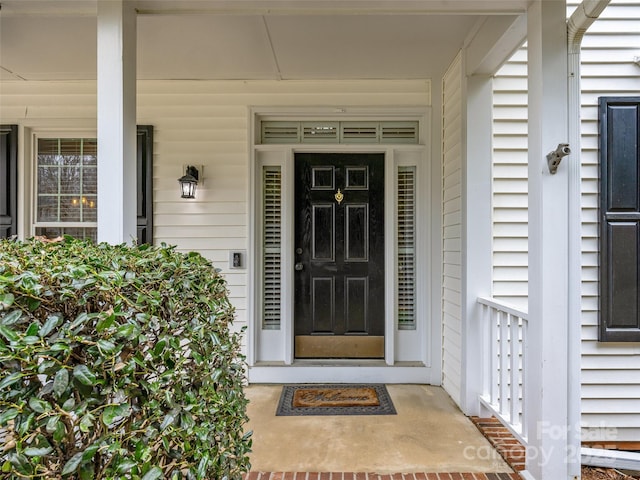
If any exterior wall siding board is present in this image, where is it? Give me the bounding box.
[441,52,463,406]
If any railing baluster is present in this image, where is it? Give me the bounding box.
[477,296,529,446]
[490,306,499,405]
[499,311,509,418]
[521,315,528,441]
[481,304,490,399]
[510,313,519,428]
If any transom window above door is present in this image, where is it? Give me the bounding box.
[260,121,419,144]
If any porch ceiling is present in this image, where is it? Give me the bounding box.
[0,1,526,82]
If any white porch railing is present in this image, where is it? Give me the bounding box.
[477,296,529,446]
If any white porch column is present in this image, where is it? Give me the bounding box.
[461,74,494,416]
[525,1,572,479]
[97,0,137,244]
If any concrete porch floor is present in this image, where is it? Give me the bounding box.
[244,384,514,474]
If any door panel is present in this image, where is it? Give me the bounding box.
[294,152,385,358]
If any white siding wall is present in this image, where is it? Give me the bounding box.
[492,0,640,441]
[0,78,431,350]
[441,52,463,404]
[492,47,528,311]
[578,1,640,442]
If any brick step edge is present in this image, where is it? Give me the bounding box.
[243,473,521,479]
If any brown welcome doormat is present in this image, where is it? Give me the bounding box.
[276,384,396,416]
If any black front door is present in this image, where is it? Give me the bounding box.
[294,153,385,358]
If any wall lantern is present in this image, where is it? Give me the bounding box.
[178,165,199,199]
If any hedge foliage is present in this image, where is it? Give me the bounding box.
[0,238,251,479]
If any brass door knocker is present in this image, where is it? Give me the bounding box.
[334,188,344,205]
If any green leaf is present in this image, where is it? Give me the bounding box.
[46,415,60,433]
[17,413,34,436]
[160,408,180,431]
[39,314,61,337]
[79,463,95,480]
[97,339,116,354]
[79,413,95,433]
[82,443,100,461]
[23,335,40,345]
[152,339,166,358]
[0,408,19,426]
[50,342,71,352]
[62,397,75,411]
[141,466,163,480]
[25,322,39,336]
[102,404,129,426]
[0,293,15,308]
[73,365,97,386]
[197,452,209,479]
[0,325,19,342]
[52,421,66,443]
[96,313,115,332]
[53,368,69,397]
[116,323,136,339]
[24,446,53,457]
[69,312,89,330]
[61,451,84,476]
[0,372,22,390]
[28,397,50,414]
[0,309,21,325]
[116,459,137,474]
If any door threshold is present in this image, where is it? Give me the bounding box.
[248,362,432,384]
[293,358,388,367]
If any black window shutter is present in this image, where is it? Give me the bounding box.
[136,125,153,245]
[0,125,18,239]
[599,97,640,342]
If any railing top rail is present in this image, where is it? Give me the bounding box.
[477,296,529,321]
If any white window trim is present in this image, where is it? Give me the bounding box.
[247,107,434,383]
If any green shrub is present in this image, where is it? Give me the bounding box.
[0,238,251,479]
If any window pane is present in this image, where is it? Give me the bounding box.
[37,196,59,222]
[82,196,97,222]
[37,139,61,165]
[38,167,59,194]
[59,139,81,165]
[83,140,97,165]
[60,197,81,222]
[60,167,81,194]
[82,167,97,194]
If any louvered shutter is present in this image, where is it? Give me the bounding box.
[0,125,18,239]
[263,166,282,329]
[599,97,640,342]
[397,166,416,329]
[136,126,153,245]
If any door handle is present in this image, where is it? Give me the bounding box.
[295,263,304,271]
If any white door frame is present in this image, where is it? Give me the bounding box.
[247,106,439,384]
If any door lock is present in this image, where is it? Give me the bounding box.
[295,263,304,271]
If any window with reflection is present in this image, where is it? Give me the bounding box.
[35,138,97,241]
